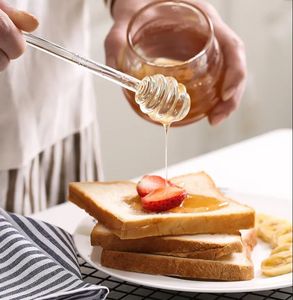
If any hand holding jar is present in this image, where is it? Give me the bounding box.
[105,0,247,126]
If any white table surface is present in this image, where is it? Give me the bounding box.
[31,128,292,234]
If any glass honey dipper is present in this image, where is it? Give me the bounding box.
[24,33,191,125]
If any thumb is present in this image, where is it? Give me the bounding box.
[105,22,127,69]
[0,1,38,32]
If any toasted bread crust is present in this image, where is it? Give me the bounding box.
[101,250,254,281]
[68,174,255,239]
[91,223,243,259]
[69,185,125,231]
[114,212,254,239]
[70,186,254,239]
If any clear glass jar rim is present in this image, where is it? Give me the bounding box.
[126,0,215,68]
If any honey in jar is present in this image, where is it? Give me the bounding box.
[120,0,224,126]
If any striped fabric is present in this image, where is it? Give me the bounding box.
[0,123,103,215]
[0,208,108,300]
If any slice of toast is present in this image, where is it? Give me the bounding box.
[69,172,255,239]
[91,222,244,260]
[101,247,254,281]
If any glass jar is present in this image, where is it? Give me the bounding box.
[119,0,224,126]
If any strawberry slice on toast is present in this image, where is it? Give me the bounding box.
[141,186,187,212]
[137,175,170,197]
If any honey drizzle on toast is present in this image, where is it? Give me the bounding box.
[124,194,228,213]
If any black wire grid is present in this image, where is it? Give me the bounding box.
[78,256,293,300]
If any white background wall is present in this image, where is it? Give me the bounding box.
[89,0,292,180]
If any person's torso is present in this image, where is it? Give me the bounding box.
[0,0,96,170]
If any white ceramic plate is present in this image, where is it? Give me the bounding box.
[73,191,292,293]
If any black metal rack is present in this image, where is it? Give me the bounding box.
[78,256,293,300]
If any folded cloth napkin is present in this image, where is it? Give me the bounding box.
[0,208,108,300]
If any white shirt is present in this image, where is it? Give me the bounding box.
[0,0,96,170]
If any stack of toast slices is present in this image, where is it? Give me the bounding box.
[69,172,256,281]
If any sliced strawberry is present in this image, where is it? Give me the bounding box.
[141,186,187,212]
[137,175,170,197]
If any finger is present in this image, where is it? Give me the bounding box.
[0,9,25,59]
[105,22,127,68]
[0,48,9,71]
[6,10,38,32]
[208,81,245,126]
[208,99,236,126]
[0,1,38,32]
[215,21,247,101]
